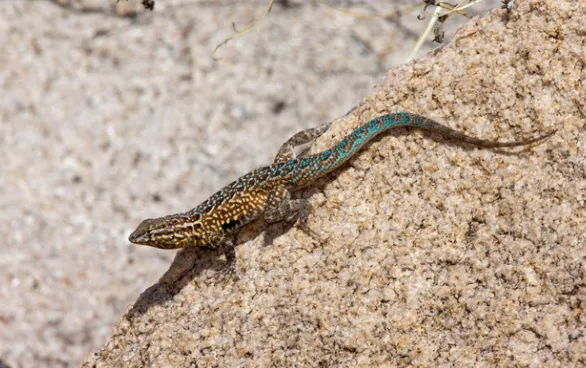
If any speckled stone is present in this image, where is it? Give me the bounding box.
[82,0,585,366]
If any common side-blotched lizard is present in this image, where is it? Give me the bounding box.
[129,112,554,266]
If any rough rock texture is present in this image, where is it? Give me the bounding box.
[82,0,585,367]
[1,1,490,367]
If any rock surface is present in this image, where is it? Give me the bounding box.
[82,0,585,367]
[4,1,457,366]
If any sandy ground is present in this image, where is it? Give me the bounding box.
[0,0,497,367]
[80,0,586,365]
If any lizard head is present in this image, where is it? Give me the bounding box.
[128,211,204,249]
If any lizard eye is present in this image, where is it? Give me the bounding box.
[192,211,202,222]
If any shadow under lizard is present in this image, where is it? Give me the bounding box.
[128,112,555,267]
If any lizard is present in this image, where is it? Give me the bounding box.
[128,112,555,267]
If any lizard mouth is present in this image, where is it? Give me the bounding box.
[128,231,146,244]
[128,217,191,249]
[128,218,159,245]
[128,228,149,245]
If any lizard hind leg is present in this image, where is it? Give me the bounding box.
[273,121,332,163]
[264,186,314,236]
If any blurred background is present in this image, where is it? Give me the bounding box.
[0,0,498,366]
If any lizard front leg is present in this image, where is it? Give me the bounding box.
[207,233,237,275]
